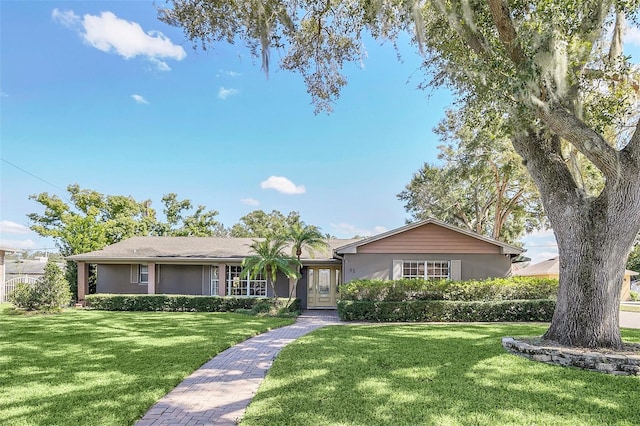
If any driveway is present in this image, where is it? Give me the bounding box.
[620,310,640,329]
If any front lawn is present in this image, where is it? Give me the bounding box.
[243,324,640,425]
[0,304,293,425]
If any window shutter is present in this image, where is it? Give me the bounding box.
[130,264,139,284]
[450,260,461,281]
[392,260,403,280]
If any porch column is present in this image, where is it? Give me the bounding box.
[147,262,156,294]
[77,261,89,304]
[218,264,226,296]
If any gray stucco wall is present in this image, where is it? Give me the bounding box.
[269,273,293,299]
[96,263,308,304]
[97,264,147,294]
[255,271,306,307]
[97,264,205,295]
[157,265,203,295]
[342,253,512,282]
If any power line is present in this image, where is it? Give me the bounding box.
[1,157,70,198]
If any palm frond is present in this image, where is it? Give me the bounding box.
[287,222,330,259]
[240,235,301,298]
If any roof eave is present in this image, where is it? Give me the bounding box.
[67,256,339,264]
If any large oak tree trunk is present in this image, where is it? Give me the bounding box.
[544,213,631,348]
[513,131,640,349]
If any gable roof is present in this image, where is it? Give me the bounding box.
[514,257,639,276]
[334,218,523,255]
[67,236,361,263]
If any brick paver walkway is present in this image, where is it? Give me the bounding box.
[135,310,341,426]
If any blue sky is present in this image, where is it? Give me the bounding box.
[2,2,638,263]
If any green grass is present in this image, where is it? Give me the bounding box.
[242,324,640,425]
[0,303,293,426]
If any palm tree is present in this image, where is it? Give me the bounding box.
[285,222,330,304]
[241,236,301,300]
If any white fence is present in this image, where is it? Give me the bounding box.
[2,276,39,303]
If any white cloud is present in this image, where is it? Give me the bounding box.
[330,223,386,238]
[260,176,306,195]
[52,8,81,29]
[218,87,239,100]
[149,57,171,71]
[373,226,389,234]
[131,94,149,104]
[52,9,186,71]
[0,220,30,234]
[527,250,559,264]
[523,228,555,239]
[521,229,558,264]
[241,197,260,206]
[625,25,640,47]
[0,239,38,250]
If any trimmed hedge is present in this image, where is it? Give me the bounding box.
[337,299,555,322]
[339,277,558,302]
[85,294,301,313]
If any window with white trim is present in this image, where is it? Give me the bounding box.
[139,264,149,283]
[210,265,219,296]
[402,261,450,280]
[227,265,266,297]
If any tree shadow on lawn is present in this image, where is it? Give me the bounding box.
[0,309,292,426]
[242,324,640,426]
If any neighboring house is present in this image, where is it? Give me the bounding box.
[1,257,66,303]
[5,258,64,281]
[513,256,638,301]
[68,219,524,309]
[1,246,22,303]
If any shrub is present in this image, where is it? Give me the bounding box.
[85,294,301,313]
[9,282,39,311]
[9,261,72,313]
[630,291,639,302]
[337,299,555,322]
[339,277,557,302]
[240,298,302,317]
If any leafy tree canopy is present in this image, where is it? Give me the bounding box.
[28,185,226,296]
[156,193,227,237]
[628,237,640,273]
[28,184,155,257]
[399,107,546,244]
[28,185,226,257]
[230,210,302,237]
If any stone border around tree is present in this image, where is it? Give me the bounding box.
[502,337,640,375]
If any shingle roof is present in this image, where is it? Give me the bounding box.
[67,236,362,263]
[513,257,639,276]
